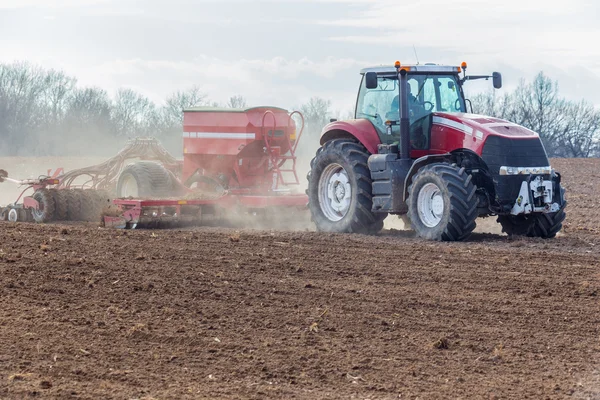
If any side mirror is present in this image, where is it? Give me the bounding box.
[492,72,502,89]
[365,72,378,89]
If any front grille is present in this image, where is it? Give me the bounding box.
[481,136,549,175]
[481,136,549,206]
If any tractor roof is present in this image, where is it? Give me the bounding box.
[360,64,461,75]
[184,106,288,113]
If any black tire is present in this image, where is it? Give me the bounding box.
[365,218,385,234]
[407,163,477,241]
[65,189,83,221]
[307,139,386,234]
[93,189,113,216]
[79,190,101,222]
[49,189,68,221]
[116,161,173,199]
[31,188,56,223]
[497,205,566,239]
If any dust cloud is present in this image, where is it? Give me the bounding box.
[0,157,107,206]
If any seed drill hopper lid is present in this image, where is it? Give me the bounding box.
[184,106,289,113]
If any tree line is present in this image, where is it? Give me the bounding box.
[0,61,597,158]
[0,62,248,156]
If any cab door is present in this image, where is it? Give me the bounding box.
[355,75,399,144]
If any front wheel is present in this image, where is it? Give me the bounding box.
[407,163,478,241]
[307,139,386,234]
[497,206,566,239]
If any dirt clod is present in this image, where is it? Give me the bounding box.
[432,337,450,349]
[40,380,52,389]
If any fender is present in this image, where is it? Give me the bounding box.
[402,153,452,201]
[320,119,381,154]
[402,149,492,202]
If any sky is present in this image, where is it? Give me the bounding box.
[0,0,599,114]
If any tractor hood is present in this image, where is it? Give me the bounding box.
[432,112,539,140]
[429,112,543,158]
[429,112,550,181]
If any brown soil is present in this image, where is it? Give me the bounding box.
[0,158,599,399]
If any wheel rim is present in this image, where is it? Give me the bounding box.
[318,163,352,222]
[8,209,18,222]
[119,174,139,197]
[417,183,444,228]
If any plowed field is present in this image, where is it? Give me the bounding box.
[0,158,599,399]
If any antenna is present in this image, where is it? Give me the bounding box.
[413,45,420,65]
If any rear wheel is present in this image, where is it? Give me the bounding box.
[497,206,566,239]
[116,161,173,198]
[31,188,56,223]
[307,139,386,234]
[407,163,477,241]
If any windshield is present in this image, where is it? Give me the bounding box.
[409,74,466,114]
[356,74,465,122]
[355,73,466,147]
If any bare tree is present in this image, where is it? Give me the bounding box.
[112,88,157,138]
[0,62,48,154]
[300,97,332,139]
[558,100,600,158]
[161,86,207,128]
[470,71,600,158]
[42,69,77,125]
[227,95,247,109]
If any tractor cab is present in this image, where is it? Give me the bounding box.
[356,65,469,150]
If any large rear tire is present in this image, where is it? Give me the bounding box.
[307,139,386,234]
[31,188,56,223]
[497,205,566,239]
[116,161,173,199]
[407,163,477,241]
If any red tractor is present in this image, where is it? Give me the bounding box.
[307,61,566,240]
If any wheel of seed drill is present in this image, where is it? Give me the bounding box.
[116,161,173,198]
[30,188,56,223]
[7,208,19,222]
[79,190,100,222]
[49,189,69,221]
[93,189,112,214]
[65,189,83,221]
[0,207,8,221]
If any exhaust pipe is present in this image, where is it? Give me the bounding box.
[398,68,410,161]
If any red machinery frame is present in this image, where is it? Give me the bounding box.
[1,107,308,228]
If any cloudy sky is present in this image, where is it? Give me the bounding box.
[1,0,599,113]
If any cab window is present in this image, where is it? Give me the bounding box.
[355,75,430,149]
